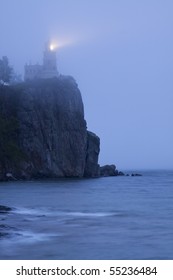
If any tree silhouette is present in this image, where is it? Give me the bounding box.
[0,56,13,83]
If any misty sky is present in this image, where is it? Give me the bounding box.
[0,0,173,170]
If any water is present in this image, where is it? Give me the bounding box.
[0,170,173,260]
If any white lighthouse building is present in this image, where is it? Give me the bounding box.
[24,41,59,81]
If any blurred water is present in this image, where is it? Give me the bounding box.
[0,170,173,260]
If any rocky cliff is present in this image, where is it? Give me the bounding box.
[84,131,100,177]
[0,76,100,180]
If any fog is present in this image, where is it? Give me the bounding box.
[1,0,173,170]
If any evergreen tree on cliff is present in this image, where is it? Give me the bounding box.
[0,56,13,83]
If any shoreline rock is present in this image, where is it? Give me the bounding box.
[84,131,100,178]
[100,165,118,177]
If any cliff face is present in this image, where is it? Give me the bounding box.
[0,76,100,180]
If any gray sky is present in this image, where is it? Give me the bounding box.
[1,0,173,170]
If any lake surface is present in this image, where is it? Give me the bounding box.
[0,170,173,260]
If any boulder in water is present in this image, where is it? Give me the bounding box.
[100,164,119,177]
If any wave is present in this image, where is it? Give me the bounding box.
[65,212,116,217]
[12,207,122,218]
[13,230,59,242]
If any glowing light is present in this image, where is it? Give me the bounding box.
[49,44,55,51]
[50,37,76,50]
[47,36,77,52]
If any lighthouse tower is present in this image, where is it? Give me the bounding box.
[41,41,59,79]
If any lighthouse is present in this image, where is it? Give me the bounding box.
[24,41,59,81]
[41,41,59,79]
